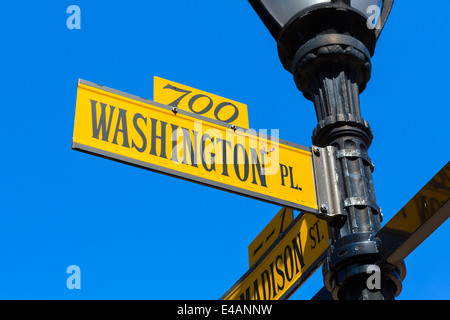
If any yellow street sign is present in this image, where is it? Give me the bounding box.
[380,162,449,237]
[221,213,329,300]
[377,161,450,266]
[72,80,318,212]
[154,76,249,129]
[248,207,294,267]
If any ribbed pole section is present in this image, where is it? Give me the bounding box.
[294,41,396,300]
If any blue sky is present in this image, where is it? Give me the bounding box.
[0,1,448,300]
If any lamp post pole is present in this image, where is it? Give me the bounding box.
[284,7,403,301]
[294,34,396,300]
[249,0,403,300]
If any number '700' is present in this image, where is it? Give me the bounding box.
[163,84,240,124]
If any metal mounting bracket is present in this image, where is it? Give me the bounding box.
[336,148,374,172]
[312,146,345,221]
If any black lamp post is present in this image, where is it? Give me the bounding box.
[249,0,404,300]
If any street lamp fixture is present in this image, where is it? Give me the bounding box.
[249,0,393,70]
[248,0,392,39]
[248,0,403,300]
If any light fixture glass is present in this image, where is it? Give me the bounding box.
[250,0,393,47]
[250,0,385,39]
[259,0,331,28]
